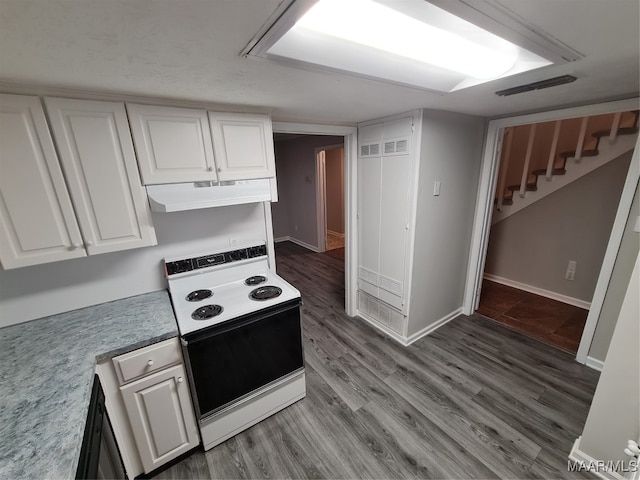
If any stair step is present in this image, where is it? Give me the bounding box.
[531,168,566,176]
[507,183,537,192]
[560,149,599,159]
[592,126,639,138]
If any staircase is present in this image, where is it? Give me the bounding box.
[492,110,639,224]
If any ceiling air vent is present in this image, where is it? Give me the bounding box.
[495,75,577,97]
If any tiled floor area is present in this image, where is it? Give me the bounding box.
[476,279,588,353]
[326,231,345,250]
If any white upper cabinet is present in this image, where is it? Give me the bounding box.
[45,97,157,255]
[208,112,276,181]
[127,104,276,184]
[127,104,218,184]
[0,94,86,269]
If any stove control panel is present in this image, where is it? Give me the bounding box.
[165,244,267,277]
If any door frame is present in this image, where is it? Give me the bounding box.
[315,143,345,253]
[463,97,640,365]
[273,122,358,317]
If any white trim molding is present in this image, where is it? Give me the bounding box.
[405,309,463,345]
[483,274,591,310]
[274,236,320,253]
[585,356,605,372]
[357,308,462,347]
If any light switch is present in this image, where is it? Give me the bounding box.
[433,181,441,196]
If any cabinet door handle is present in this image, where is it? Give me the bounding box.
[217,167,222,173]
[85,240,94,246]
[72,243,82,249]
[147,360,154,367]
[207,166,213,172]
[177,377,184,383]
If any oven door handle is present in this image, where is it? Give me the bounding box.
[181,298,301,346]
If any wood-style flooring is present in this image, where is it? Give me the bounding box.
[152,241,599,480]
[477,280,588,354]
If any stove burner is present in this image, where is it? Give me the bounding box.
[191,304,223,320]
[245,275,267,286]
[186,289,213,302]
[249,286,282,301]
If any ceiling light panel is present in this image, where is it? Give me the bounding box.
[247,0,559,92]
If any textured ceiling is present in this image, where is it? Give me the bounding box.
[0,0,638,124]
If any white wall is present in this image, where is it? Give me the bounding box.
[578,252,639,467]
[589,180,640,362]
[0,203,268,326]
[408,110,485,336]
[271,135,344,249]
[484,151,632,303]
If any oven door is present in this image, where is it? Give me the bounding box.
[181,298,304,420]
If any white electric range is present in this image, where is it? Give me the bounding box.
[164,243,306,450]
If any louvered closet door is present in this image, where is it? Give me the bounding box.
[357,154,381,298]
[378,153,410,309]
[378,116,413,310]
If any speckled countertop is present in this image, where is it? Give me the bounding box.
[0,290,178,480]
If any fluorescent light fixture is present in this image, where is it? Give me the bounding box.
[296,0,518,80]
[244,0,570,92]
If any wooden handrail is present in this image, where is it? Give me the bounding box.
[519,123,536,198]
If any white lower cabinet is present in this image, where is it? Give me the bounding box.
[96,337,199,478]
[120,364,199,473]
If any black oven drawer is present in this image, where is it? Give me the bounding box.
[182,298,304,418]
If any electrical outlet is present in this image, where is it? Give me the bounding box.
[565,260,577,281]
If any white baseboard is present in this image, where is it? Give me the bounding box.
[274,236,319,253]
[483,274,591,310]
[356,308,463,347]
[569,436,629,480]
[585,356,605,372]
[356,311,409,346]
[327,230,345,238]
[406,308,463,345]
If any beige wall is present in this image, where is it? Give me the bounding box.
[271,135,344,249]
[579,252,639,466]
[484,151,633,303]
[589,180,640,361]
[325,147,344,235]
[408,110,485,335]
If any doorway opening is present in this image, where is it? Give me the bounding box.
[316,144,345,259]
[476,112,637,353]
[464,98,639,367]
[270,122,357,317]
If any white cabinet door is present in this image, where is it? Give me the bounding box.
[208,112,276,181]
[45,98,157,255]
[127,104,217,185]
[120,364,199,474]
[0,94,86,268]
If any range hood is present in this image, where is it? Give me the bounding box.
[146,179,272,212]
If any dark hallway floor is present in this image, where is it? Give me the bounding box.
[477,280,588,354]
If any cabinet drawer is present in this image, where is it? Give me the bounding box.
[113,338,181,385]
